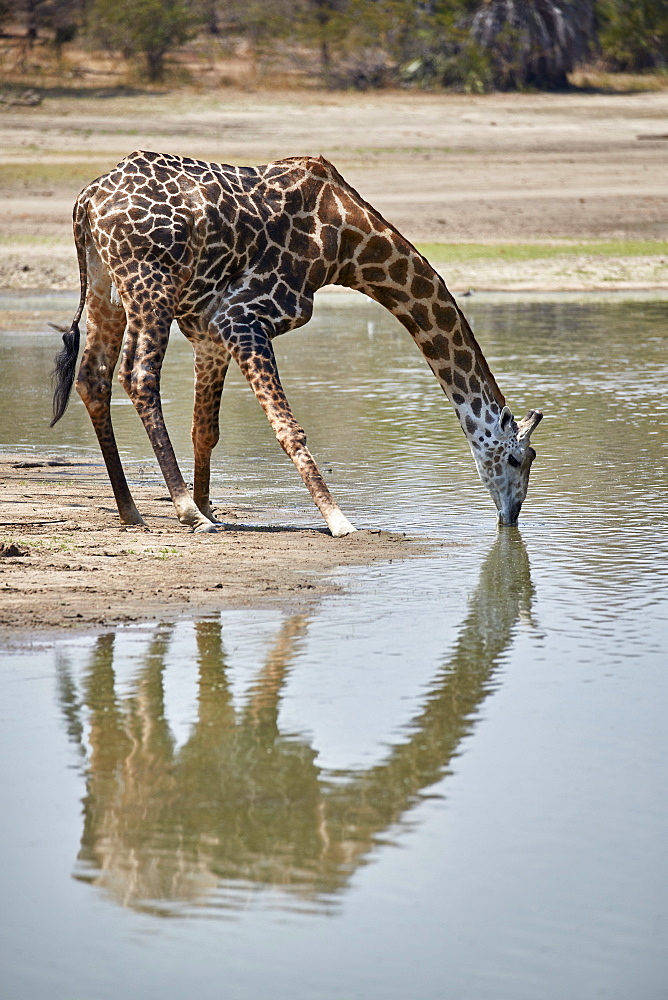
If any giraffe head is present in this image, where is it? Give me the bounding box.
[471,406,543,525]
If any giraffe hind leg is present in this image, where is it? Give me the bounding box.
[75,257,145,526]
[117,281,218,533]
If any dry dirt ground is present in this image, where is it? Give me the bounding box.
[0,86,667,291]
[0,454,430,642]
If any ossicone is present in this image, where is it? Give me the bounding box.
[517,409,543,441]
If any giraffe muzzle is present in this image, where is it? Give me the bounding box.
[497,500,523,526]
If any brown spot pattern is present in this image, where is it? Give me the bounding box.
[454,350,473,373]
[411,275,434,299]
[389,258,408,284]
[410,303,431,328]
[432,303,457,331]
[358,235,393,265]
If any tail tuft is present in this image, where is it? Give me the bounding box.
[50,322,81,426]
[50,194,88,427]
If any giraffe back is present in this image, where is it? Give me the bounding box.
[78,150,368,330]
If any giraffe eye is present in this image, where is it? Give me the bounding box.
[507,454,520,468]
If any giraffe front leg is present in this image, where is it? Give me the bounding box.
[191,340,230,523]
[233,340,356,537]
[283,434,357,537]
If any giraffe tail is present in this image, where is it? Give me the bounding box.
[50,195,89,427]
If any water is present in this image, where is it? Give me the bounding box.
[1,292,667,999]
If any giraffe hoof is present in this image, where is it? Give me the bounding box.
[121,513,146,526]
[193,521,218,534]
[329,515,358,537]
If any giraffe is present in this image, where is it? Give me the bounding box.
[50,150,542,534]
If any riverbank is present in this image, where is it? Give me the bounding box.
[0,453,430,642]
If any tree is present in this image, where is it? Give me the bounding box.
[89,0,198,81]
[383,0,493,92]
[292,0,471,90]
[597,0,668,71]
[0,0,13,32]
[286,0,491,92]
[468,0,596,89]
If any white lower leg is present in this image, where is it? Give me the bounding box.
[290,447,357,537]
[194,497,221,524]
[174,495,218,532]
[324,507,357,537]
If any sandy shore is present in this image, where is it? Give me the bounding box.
[0,454,430,642]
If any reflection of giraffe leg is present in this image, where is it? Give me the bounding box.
[116,273,217,533]
[194,619,236,730]
[82,633,133,781]
[246,615,309,726]
[211,312,356,537]
[134,624,175,753]
[190,339,231,521]
[75,250,144,525]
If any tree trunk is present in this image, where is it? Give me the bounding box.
[146,48,165,82]
[321,38,331,84]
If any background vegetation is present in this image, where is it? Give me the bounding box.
[0,0,666,88]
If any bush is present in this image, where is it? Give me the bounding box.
[597,0,668,72]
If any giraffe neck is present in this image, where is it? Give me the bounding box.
[339,234,506,440]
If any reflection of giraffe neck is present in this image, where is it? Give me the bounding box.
[333,212,505,442]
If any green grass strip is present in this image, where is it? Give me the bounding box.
[416,241,668,263]
[0,161,116,186]
[0,233,69,246]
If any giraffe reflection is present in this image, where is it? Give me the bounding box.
[65,531,534,914]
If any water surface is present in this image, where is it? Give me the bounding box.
[1,292,667,999]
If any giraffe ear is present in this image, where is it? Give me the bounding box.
[517,409,543,441]
[497,405,514,437]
